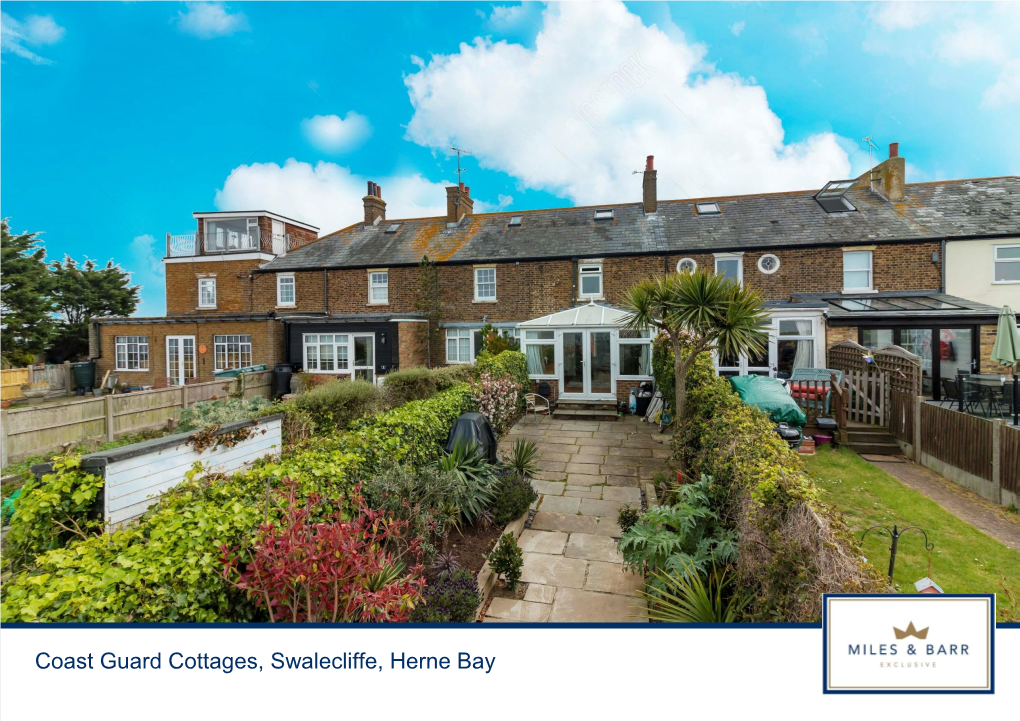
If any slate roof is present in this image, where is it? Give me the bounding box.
[260,177,1020,272]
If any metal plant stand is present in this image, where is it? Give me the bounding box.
[860,524,934,582]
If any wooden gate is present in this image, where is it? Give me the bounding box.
[842,368,886,425]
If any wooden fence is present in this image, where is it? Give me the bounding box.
[0,368,30,401]
[843,368,887,426]
[1002,425,1020,495]
[920,403,995,481]
[0,371,272,467]
[2,364,72,401]
[888,389,915,444]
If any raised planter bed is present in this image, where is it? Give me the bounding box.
[32,414,283,528]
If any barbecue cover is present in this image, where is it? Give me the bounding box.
[444,412,499,464]
[729,375,807,428]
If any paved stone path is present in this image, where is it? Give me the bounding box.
[484,414,671,622]
[863,456,1020,550]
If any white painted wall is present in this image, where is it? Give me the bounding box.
[103,418,281,526]
[945,237,1020,307]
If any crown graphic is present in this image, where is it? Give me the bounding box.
[893,621,929,640]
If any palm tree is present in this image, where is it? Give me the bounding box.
[622,269,770,425]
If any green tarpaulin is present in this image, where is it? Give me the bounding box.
[729,374,807,427]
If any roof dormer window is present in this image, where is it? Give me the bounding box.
[593,209,614,221]
[816,180,857,213]
[695,202,720,215]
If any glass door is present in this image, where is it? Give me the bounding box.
[166,336,196,386]
[899,329,934,397]
[562,331,585,395]
[589,331,613,395]
[353,334,375,382]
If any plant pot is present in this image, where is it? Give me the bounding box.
[92,388,104,397]
[20,383,50,399]
[0,400,11,409]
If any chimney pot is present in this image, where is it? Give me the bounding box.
[646,155,654,171]
[376,185,381,199]
[464,186,470,197]
[889,142,899,159]
[364,180,386,225]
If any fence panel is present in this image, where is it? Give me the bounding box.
[888,389,915,444]
[1,368,30,401]
[919,403,994,481]
[112,387,184,437]
[1002,425,1020,495]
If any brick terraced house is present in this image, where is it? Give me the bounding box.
[92,145,1019,404]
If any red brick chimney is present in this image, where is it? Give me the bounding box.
[643,155,657,214]
[446,182,474,223]
[364,181,386,225]
[854,142,906,202]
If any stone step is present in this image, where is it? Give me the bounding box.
[847,430,896,442]
[552,408,618,421]
[555,400,618,411]
[849,442,902,456]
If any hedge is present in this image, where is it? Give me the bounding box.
[0,384,476,623]
[655,339,883,622]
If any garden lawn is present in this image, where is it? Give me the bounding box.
[804,446,1020,620]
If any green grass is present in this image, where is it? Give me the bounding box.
[803,446,1020,620]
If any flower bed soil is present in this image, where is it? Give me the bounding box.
[447,521,505,576]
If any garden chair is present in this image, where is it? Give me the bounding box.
[939,378,959,408]
[524,392,550,424]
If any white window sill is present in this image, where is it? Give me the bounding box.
[446,359,471,365]
[992,280,1020,285]
[302,370,353,375]
[115,368,149,373]
[197,306,217,310]
[841,288,877,294]
[578,296,604,302]
[367,302,390,306]
[277,304,296,309]
[618,375,655,381]
[527,374,557,380]
[473,299,497,304]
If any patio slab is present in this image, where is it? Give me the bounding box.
[518,529,568,555]
[601,486,642,502]
[539,495,581,514]
[564,533,622,563]
[584,561,644,595]
[486,598,553,622]
[580,498,635,517]
[549,588,646,623]
[523,584,557,604]
[520,553,587,588]
[566,473,605,487]
[595,516,623,537]
[530,511,598,534]
[530,480,566,496]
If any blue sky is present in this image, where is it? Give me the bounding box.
[3,1,1018,316]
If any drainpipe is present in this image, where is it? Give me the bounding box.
[572,258,579,305]
[323,269,329,315]
[940,238,946,292]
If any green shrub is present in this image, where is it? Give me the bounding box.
[292,378,384,431]
[384,364,475,406]
[617,506,641,534]
[0,384,476,623]
[177,396,272,431]
[503,438,539,478]
[437,440,497,525]
[489,469,537,526]
[411,569,480,623]
[487,532,523,590]
[4,456,105,573]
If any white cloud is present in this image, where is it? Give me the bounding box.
[129,234,166,315]
[214,159,488,234]
[868,2,936,31]
[175,2,249,39]
[1,12,65,64]
[301,112,372,153]
[730,20,745,37]
[404,2,850,205]
[984,58,1020,107]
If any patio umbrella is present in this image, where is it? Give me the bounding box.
[990,305,1020,371]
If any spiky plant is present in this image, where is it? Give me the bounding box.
[622,269,769,427]
[638,559,748,623]
[437,439,496,524]
[504,438,539,478]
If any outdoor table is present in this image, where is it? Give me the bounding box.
[958,375,1016,420]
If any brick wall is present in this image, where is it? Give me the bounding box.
[285,222,318,252]
[94,319,283,387]
[826,325,859,347]
[981,324,1015,374]
[165,259,263,315]
[396,321,429,369]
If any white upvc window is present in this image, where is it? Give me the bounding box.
[115,335,149,371]
[522,329,556,377]
[843,250,874,291]
[474,267,496,301]
[302,333,374,380]
[205,217,259,252]
[446,328,473,363]
[776,319,815,377]
[214,334,253,371]
[993,244,1020,283]
[578,262,603,299]
[714,252,743,286]
[198,278,217,308]
[277,274,295,306]
[369,270,389,304]
[618,329,654,379]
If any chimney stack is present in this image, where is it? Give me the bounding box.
[642,155,657,214]
[364,181,386,225]
[446,182,474,224]
[878,142,905,201]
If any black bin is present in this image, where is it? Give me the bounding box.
[72,361,95,392]
[272,363,293,399]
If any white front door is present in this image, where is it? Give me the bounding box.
[560,329,615,399]
[166,336,196,386]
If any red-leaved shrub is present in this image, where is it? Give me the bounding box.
[221,479,425,622]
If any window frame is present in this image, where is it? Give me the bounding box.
[696,202,721,215]
[197,277,217,309]
[993,244,1020,284]
[578,262,604,299]
[114,335,149,372]
[213,334,253,372]
[277,273,296,307]
[446,328,474,364]
[775,318,816,376]
[522,329,556,379]
[368,269,389,305]
[301,332,375,376]
[757,254,780,275]
[617,329,654,380]
[842,250,874,292]
[676,258,697,274]
[474,266,497,302]
[714,252,744,286]
[205,217,259,252]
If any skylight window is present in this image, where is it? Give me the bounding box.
[384,223,401,234]
[508,215,523,227]
[815,180,857,213]
[695,202,720,215]
[593,209,614,221]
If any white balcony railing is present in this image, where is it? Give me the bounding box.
[165,231,289,258]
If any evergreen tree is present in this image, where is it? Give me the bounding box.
[47,256,140,362]
[0,220,54,366]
